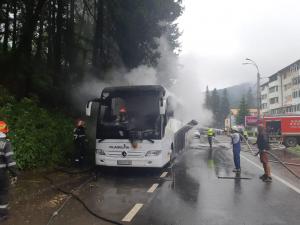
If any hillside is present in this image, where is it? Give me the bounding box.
[217,82,257,108]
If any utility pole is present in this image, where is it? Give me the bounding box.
[243,58,261,122]
[257,71,261,121]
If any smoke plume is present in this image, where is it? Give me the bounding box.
[71,36,213,126]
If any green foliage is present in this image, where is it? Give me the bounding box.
[220,88,230,121]
[0,88,73,169]
[236,96,250,125]
[246,87,255,108]
[210,88,220,127]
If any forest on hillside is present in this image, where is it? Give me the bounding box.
[0,0,183,105]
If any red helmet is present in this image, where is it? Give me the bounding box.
[76,119,85,127]
[0,121,9,133]
[120,107,127,113]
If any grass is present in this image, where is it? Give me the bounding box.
[288,145,300,156]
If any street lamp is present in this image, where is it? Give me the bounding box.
[243,58,261,121]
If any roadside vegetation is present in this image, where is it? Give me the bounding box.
[0,86,73,169]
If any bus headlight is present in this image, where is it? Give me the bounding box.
[145,150,162,157]
[97,149,106,155]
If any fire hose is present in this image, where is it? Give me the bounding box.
[240,134,300,179]
[44,168,124,225]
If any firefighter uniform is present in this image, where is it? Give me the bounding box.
[207,128,215,148]
[0,132,17,219]
[73,121,87,165]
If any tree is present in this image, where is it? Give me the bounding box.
[246,87,255,108]
[220,88,230,124]
[0,0,183,105]
[204,86,211,109]
[211,88,220,126]
[236,96,250,125]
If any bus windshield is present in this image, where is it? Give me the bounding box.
[97,91,162,140]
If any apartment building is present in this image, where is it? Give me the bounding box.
[260,82,269,114]
[261,60,300,115]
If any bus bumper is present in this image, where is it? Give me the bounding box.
[95,155,170,168]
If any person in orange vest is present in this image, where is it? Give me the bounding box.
[0,121,17,222]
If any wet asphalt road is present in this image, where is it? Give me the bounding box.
[8,135,300,225]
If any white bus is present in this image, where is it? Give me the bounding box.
[86,85,182,168]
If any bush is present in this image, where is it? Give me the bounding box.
[0,87,74,169]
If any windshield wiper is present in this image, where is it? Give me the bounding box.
[146,138,155,143]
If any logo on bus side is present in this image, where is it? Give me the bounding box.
[108,144,130,150]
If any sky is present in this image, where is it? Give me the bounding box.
[178,0,300,89]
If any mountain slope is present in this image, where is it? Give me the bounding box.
[217,83,257,108]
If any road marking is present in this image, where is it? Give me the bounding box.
[122,203,143,222]
[147,183,159,193]
[160,172,168,178]
[240,154,300,194]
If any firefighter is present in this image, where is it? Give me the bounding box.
[0,121,17,221]
[255,125,272,182]
[207,128,215,148]
[231,126,241,173]
[116,106,128,124]
[243,130,248,141]
[73,119,87,166]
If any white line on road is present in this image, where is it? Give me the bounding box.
[160,172,168,178]
[240,154,300,194]
[147,183,159,193]
[122,203,143,222]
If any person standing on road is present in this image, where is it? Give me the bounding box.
[73,119,87,166]
[255,125,272,182]
[243,130,248,141]
[207,128,215,148]
[0,121,18,222]
[231,127,241,173]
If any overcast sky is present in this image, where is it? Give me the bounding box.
[178,0,300,89]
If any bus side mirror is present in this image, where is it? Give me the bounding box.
[167,110,174,117]
[86,101,93,116]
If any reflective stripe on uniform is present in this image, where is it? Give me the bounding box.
[0,164,6,168]
[0,152,4,155]
[8,162,16,167]
[5,152,13,157]
[0,204,8,209]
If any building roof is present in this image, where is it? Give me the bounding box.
[268,59,300,78]
[261,81,269,87]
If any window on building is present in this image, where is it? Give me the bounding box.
[261,94,268,100]
[269,86,278,93]
[269,75,278,82]
[290,64,299,73]
[292,76,300,85]
[270,97,279,104]
[261,103,268,109]
[284,83,292,90]
[293,91,298,98]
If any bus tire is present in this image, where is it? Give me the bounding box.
[284,137,297,147]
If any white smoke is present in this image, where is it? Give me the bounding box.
[71,36,213,126]
[124,65,157,85]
